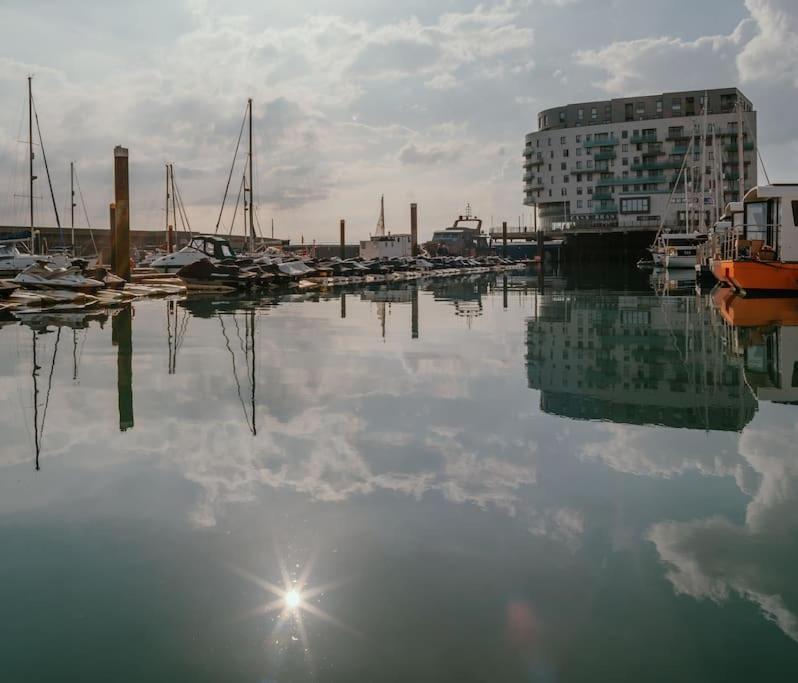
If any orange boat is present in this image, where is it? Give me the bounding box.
[712,184,798,293]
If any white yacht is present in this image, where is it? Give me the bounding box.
[149,235,236,273]
[0,239,70,276]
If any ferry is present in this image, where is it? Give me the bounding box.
[712,184,798,294]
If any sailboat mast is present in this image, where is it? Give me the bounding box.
[248,98,255,253]
[28,76,34,249]
[70,161,75,252]
[170,164,177,246]
[165,163,169,250]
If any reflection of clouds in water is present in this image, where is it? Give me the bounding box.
[648,406,798,641]
[579,423,754,491]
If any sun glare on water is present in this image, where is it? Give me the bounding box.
[285,589,301,609]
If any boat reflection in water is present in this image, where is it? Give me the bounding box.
[713,288,798,404]
[527,292,757,431]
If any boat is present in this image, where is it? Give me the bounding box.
[425,205,491,257]
[662,232,708,269]
[150,235,237,272]
[359,195,413,260]
[712,184,798,293]
[12,262,105,291]
[0,239,70,275]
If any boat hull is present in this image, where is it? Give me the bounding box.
[712,259,798,293]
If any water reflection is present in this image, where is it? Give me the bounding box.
[2,272,798,679]
[526,292,757,431]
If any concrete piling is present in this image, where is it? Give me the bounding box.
[410,203,418,256]
[502,221,508,258]
[109,203,116,270]
[340,219,346,260]
[113,146,130,280]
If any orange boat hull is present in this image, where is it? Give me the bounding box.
[712,259,798,292]
[712,288,798,327]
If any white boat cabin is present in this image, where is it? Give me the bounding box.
[735,184,798,262]
[359,234,412,260]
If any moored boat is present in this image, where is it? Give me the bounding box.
[712,184,798,294]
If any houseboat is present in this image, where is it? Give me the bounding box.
[712,184,798,293]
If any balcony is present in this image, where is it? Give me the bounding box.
[630,133,657,144]
[631,161,682,171]
[525,157,544,168]
[525,183,544,191]
[593,191,613,201]
[523,146,535,157]
[666,132,689,141]
[671,146,689,155]
[724,142,755,152]
[594,151,616,161]
[597,175,665,187]
[584,137,618,148]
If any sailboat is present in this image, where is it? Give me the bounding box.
[1,77,71,276]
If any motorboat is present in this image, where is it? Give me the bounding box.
[150,235,237,273]
[12,262,104,291]
[0,239,70,275]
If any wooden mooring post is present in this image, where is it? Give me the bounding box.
[113,146,130,280]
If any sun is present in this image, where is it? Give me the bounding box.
[285,589,301,609]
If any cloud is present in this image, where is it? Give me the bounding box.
[398,141,464,165]
[648,406,798,642]
[737,0,798,87]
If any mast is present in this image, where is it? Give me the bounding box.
[70,161,75,252]
[165,163,170,250]
[699,91,708,231]
[248,97,255,254]
[736,98,745,202]
[170,164,177,246]
[28,76,34,250]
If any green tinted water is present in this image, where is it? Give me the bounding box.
[1,273,797,682]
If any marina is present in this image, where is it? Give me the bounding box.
[2,1,798,679]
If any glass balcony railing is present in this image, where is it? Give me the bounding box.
[597,175,665,187]
[592,204,618,213]
[631,161,683,171]
[584,137,619,148]
[593,192,613,201]
[724,142,755,152]
[594,151,616,161]
[630,134,657,144]
[525,157,544,167]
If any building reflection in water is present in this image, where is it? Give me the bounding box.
[526,293,758,431]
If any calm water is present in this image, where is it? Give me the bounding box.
[1,271,797,682]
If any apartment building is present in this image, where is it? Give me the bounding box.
[523,89,757,231]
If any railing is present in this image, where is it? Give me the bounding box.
[597,175,666,187]
[724,142,755,153]
[525,158,544,167]
[584,137,618,148]
[630,134,657,144]
[594,151,616,161]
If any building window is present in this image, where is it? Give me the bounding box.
[547,137,552,146]
[585,134,592,141]
[563,149,569,158]
[656,99,663,114]
[576,161,582,169]
[587,199,593,208]
[550,151,554,159]
[559,111,566,123]
[563,175,569,183]
[635,101,645,115]
[587,173,593,181]
[591,107,597,120]
[561,162,567,170]
[622,130,628,139]
[622,144,629,152]
[577,108,584,120]
[622,158,629,166]
[575,134,581,143]
[576,148,582,156]
[672,98,681,113]
[560,136,566,144]
[561,187,567,196]
[587,186,593,195]
[620,197,650,214]
[576,200,583,208]
[577,186,583,195]
[625,103,633,121]
[586,160,593,169]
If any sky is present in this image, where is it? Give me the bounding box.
[1,0,796,243]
